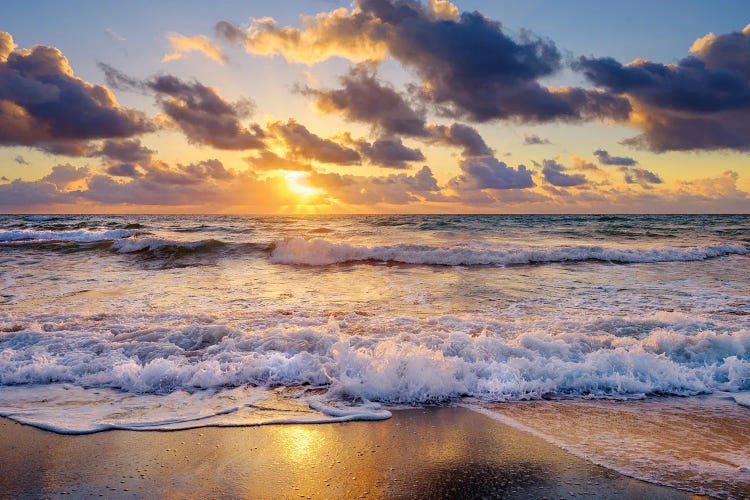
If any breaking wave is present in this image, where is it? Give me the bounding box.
[271,237,750,266]
[0,229,137,242]
[1,313,749,432]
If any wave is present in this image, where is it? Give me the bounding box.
[24,215,59,222]
[0,229,269,259]
[1,314,748,400]
[0,228,137,242]
[111,237,227,255]
[0,310,748,433]
[270,237,750,266]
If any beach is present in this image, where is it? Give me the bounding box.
[0,407,690,499]
[3,0,750,497]
[1,214,748,498]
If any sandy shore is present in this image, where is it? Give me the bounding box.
[0,407,690,499]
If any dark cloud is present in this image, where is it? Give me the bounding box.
[221,1,630,123]
[449,156,534,190]
[0,32,152,153]
[427,123,492,157]
[106,163,142,178]
[214,21,246,46]
[593,149,637,166]
[14,155,29,165]
[98,63,145,93]
[97,139,154,164]
[523,134,550,145]
[621,167,662,188]
[268,119,360,165]
[301,63,428,136]
[149,75,263,150]
[541,159,587,187]
[37,142,92,157]
[355,0,568,121]
[576,24,750,151]
[100,66,263,150]
[352,136,425,168]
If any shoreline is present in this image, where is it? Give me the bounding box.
[0,407,690,499]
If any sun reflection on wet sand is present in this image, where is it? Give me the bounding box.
[0,408,686,499]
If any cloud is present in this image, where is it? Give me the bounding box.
[593,149,637,166]
[96,138,154,164]
[106,163,142,178]
[162,33,227,64]
[42,164,90,189]
[427,123,492,157]
[621,167,662,188]
[309,165,440,205]
[449,156,534,190]
[351,136,425,168]
[0,178,74,206]
[80,159,298,208]
[523,134,550,145]
[267,119,360,164]
[0,32,153,153]
[243,150,312,172]
[541,159,587,187]
[214,9,389,64]
[222,1,629,123]
[0,163,88,206]
[675,170,746,202]
[105,28,126,42]
[101,66,264,150]
[301,63,428,136]
[14,155,29,165]
[569,154,608,178]
[576,24,750,151]
[0,32,16,61]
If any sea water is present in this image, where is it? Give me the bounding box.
[0,214,748,496]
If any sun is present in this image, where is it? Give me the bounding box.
[284,171,322,199]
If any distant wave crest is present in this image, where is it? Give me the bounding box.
[271,237,750,266]
[0,229,137,242]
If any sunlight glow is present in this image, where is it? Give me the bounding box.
[284,171,323,199]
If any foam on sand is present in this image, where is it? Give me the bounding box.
[467,396,750,498]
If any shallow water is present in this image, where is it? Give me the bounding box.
[1,214,748,496]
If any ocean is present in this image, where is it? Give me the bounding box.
[1,214,749,496]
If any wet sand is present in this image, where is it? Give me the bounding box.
[0,407,690,499]
[479,398,750,498]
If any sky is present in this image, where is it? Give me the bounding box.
[2,0,750,214]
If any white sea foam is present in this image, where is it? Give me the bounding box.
[0,229,136,242]
[271,237,749,266]
[0,385,390,434]
[1,313,749,432]
[729,391,750,408]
